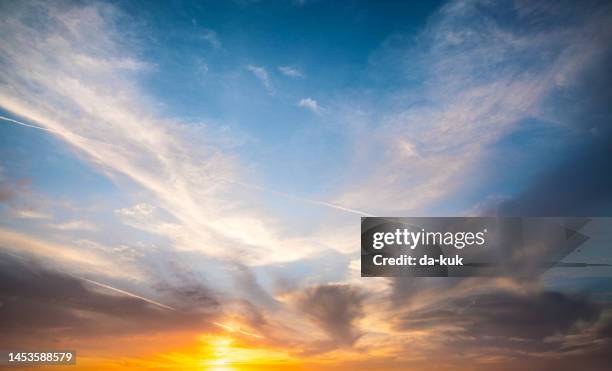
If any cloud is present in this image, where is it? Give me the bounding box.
[378,276,612,370]
[0,227,139,280]
[297,284,364,347]
[12,209,50,219]
[497,38,612,216]
[1,1,611,366]
[114,203,156,217]
[394,290,599,341]
[0,2,377,290]
[0,1,343,268]
[333,0,612,214]
[201,29,221,49]
[297,97,321,113]
[247,64,275,94]
[278,66,303,78]
[0,252,219,348]
[50,220,98,231]
[231,263,279,310]
[388,286,612,371]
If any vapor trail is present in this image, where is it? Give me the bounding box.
[80,277,177,312]
[219,177,376,217]
[0,115,56,132]
[213,321,263,338]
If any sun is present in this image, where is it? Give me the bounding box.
[205,366,237,371]
[195,332,295,371]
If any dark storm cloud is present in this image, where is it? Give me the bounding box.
[0,252,220,348]
[297,284,365,347]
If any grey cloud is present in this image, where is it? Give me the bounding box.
[387,275,612,370]
[297,284,365,347]
[149,252,220,309]
[390,277,463,308]
[396,290,598,340]
[0,252,220,348]
[232,263,279,310]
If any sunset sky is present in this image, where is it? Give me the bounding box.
[1,0,612,370]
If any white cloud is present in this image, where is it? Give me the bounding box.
[115,203,156,217]
[298,97,321,113]
[13,209,50,219]
[0,227,138,280]
[51,220,98,231]
[247,64,275,94]
[278,66,303,78]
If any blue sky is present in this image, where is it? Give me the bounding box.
[1,0,612,369]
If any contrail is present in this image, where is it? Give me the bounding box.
[79,277,177,312]
[1,114,375,217]
[213,321,263,338]
[0,115,57,133]
[219,177,376,217]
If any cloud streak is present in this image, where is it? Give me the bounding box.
[247,64,275,94]
[279,66,303,78]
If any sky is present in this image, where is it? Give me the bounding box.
[1,0,612,370]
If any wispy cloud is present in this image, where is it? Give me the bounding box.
[0,2,358,272]
[50,220,98,231]
[0,2,245,260]
[115,203,156,217]
[278,66,303,78]
[247,64,275,94]
[334,0,612,214]
[0,227,138,280]
[13,209,51,219]
[201,29,221,49]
